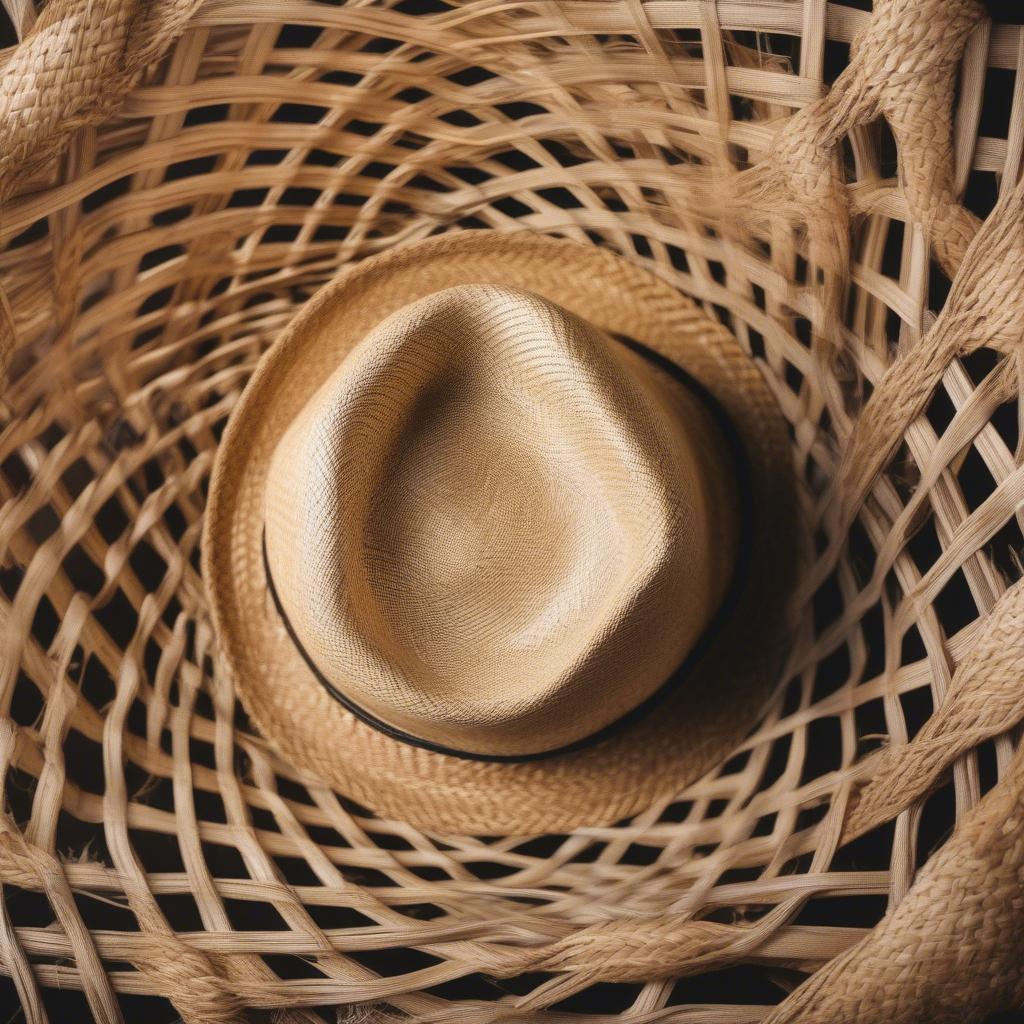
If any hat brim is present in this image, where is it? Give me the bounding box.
[203,230,799,835]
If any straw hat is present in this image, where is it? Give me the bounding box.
[2,0,1024,1021]
[202,229,795,834]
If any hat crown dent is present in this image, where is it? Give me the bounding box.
[263,284,740,757]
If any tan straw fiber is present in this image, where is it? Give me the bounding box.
[258,278,742,760]
[203,230,792,831]
[3,0,1024,1021]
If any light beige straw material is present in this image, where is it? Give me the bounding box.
[204,230,792,831]
[2,0,1024,1021]
[258,278,742,759]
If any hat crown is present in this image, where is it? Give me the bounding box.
[263,284,739,757]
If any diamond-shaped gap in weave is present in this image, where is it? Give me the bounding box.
[0,0,1023,1021]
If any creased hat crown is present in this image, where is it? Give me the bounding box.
[263,283,740,758]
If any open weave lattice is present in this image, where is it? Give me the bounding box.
[1,0,1024,1021]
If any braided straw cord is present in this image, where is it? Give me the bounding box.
[2,0,1024,1021]
[0,0,200,200]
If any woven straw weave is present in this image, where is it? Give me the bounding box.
[1,0,1024,1021]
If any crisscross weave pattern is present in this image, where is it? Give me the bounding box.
[1,0,1024,1021]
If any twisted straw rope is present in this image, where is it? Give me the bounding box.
[739,0,984,328]
[1,0,1023,1020]
[0,0,201,202]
